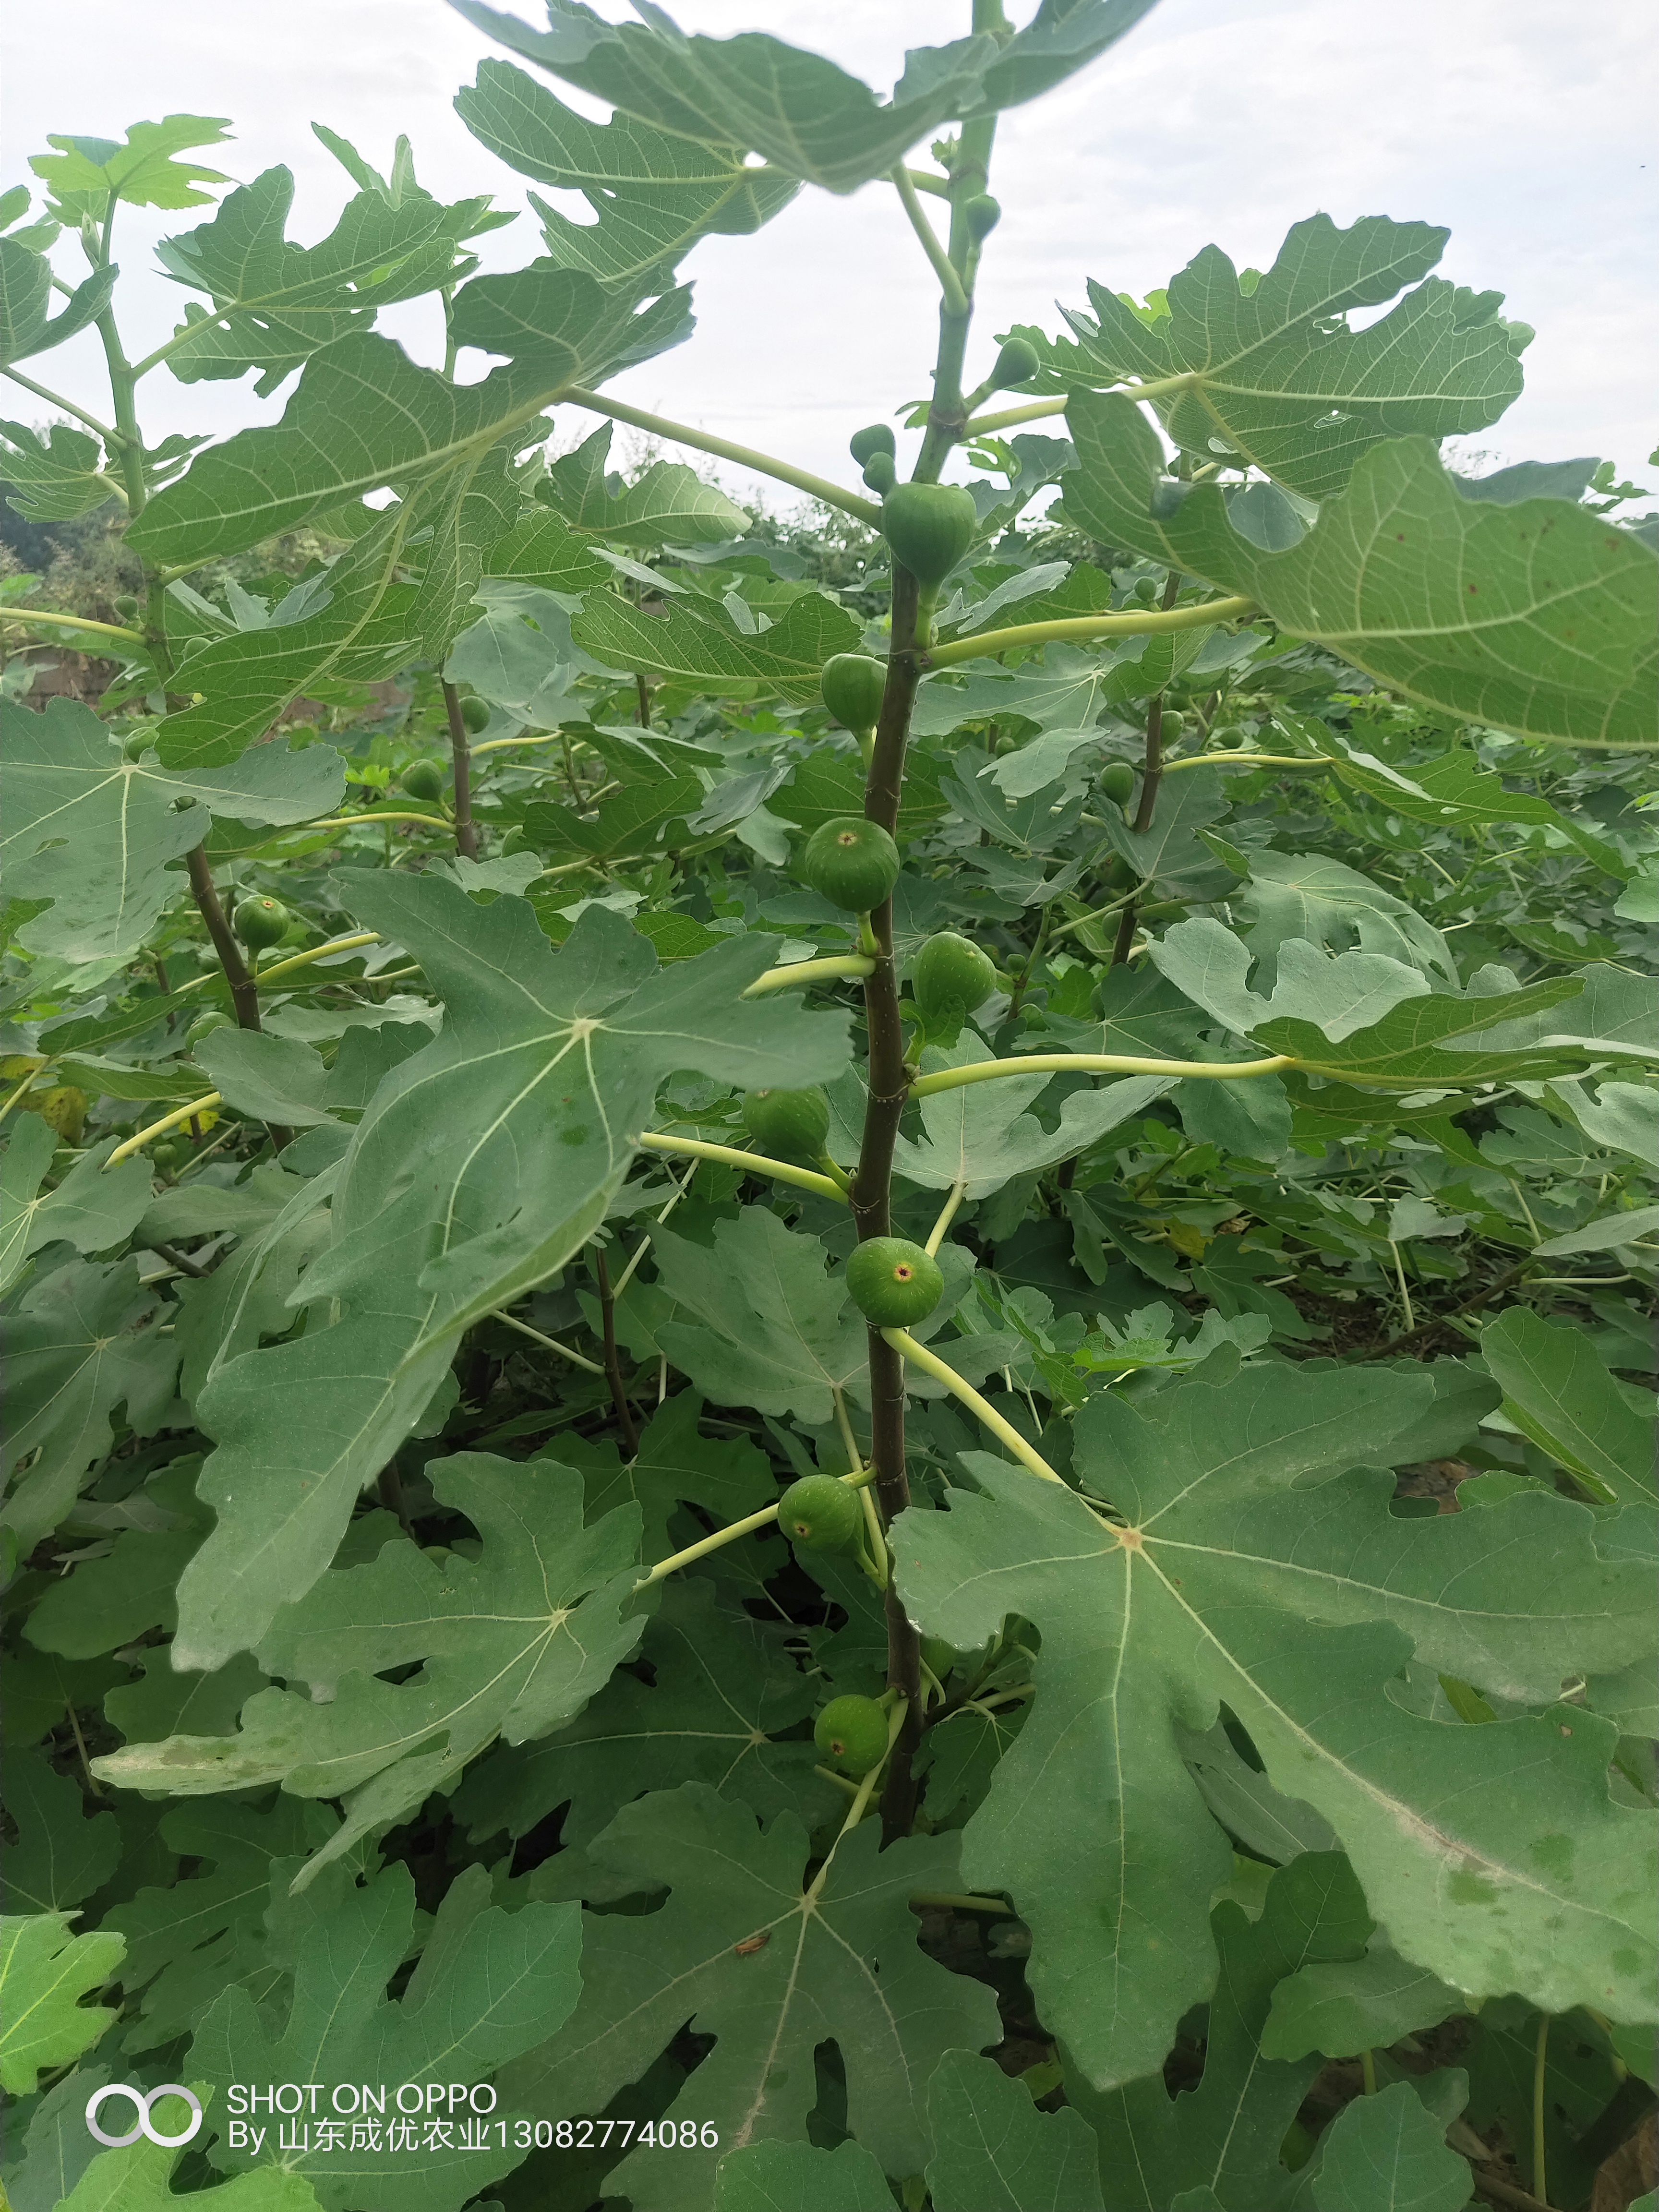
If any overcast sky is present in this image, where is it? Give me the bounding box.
[4,0,1655,517]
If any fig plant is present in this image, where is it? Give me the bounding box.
[0,6,1656,2212]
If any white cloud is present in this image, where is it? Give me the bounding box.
[3,0,1653,512]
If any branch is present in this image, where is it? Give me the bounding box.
[106,1093,223,1167]
[911,1051,1292,1099]
[926,596,1256,668]
[637,1129,848,1203]
[0,364,126,446]
[882,1327,1064,1486]
[488,1305,606,1378]
[890,165,970,316]
[0,607,144,645]
[558,385,882,527]
[963,369,1195,438]
[636,1465,875,1591]
[442,679,481,859]
[741,953,874,998]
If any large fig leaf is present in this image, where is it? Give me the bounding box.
[1064,398,1659,746]
[1,695,345,952]
[496,1783,1002,2212]
[1025,215,1526,499]
[169,879,850,1668]
[189,1861,580,2212]
[893,1359,1659,2087]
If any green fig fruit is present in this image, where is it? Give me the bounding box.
[815,1694,890,1774]
[849,423,897,467]
[1129,576,1160,607]
[845,1236,945,1327]
[185,1010,234,1049]
[458,695,492,733]
[880,481,976,589]
[122,729,155,761]
[778,1474,862,1551]
[742,1086,831,1162]
[1097,761,1135,806]
[1212,723,1249,748]
[233,895,289,951]
[401,758,446,802]
[1159,710,1186,744]
[112,593,141,620]
[801,817,901,912]
[862,451,898,496]
[964,193,1001,241]
[988,335,1039,389]
[912,931,997,1022]
[819,652,887,734]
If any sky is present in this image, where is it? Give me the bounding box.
[3,0,1656,518]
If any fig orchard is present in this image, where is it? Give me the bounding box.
[0,6,1654,2212]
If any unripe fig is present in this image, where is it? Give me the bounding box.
[988,335,1039,389]
[233,895,289,951]
[458,694,492,733]
[401,758,446,802]
[920,1634,957,1682]
[881,481,976,589]
[912,931,997,1022]
[862,451,897,496]
[778,1473,862,1551]
[820,653,887,734]
[801,817,901,913]
[185,1010,233,1049]
[1097,761,1135,806]
[1212,723,1249,748]
[500,823,530,856]
[122,729,155,760]
[1103,854,1136,890]
[846,1236,945,1327]
[849,423,896,467]
[1129,576,1160,607]
[149,1138,185,1172]
[742,1086,830,1162]
[1159,710,1186,744]
[815,1694,890,1774]
[964,193,1001,241]
[112,594,141,619]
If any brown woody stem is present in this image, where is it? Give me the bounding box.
[442,681,481,860]
[593,1244,639,1456]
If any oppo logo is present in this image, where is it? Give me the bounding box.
[85,2082,203,2149]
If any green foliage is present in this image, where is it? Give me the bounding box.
[0,11,1654,2211]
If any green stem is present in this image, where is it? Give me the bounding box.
[487,1307,606,1378]
[924,1181,967,1256]
[637,1130,848,1203]
[911,1052,1292,1098]
[558,385,880,527]
[0,608,145,644]
[963,369,1196,437]
[925,596,1255,668]
[1160,751,1332,773]
[0,364,126,446]
[635,1465,875,1591]
[890,165,970,315]
[104,1093,224,1167]
[1361,2050,1378,2096]
[882,1327,1064,1486]
[741,954,874,998]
